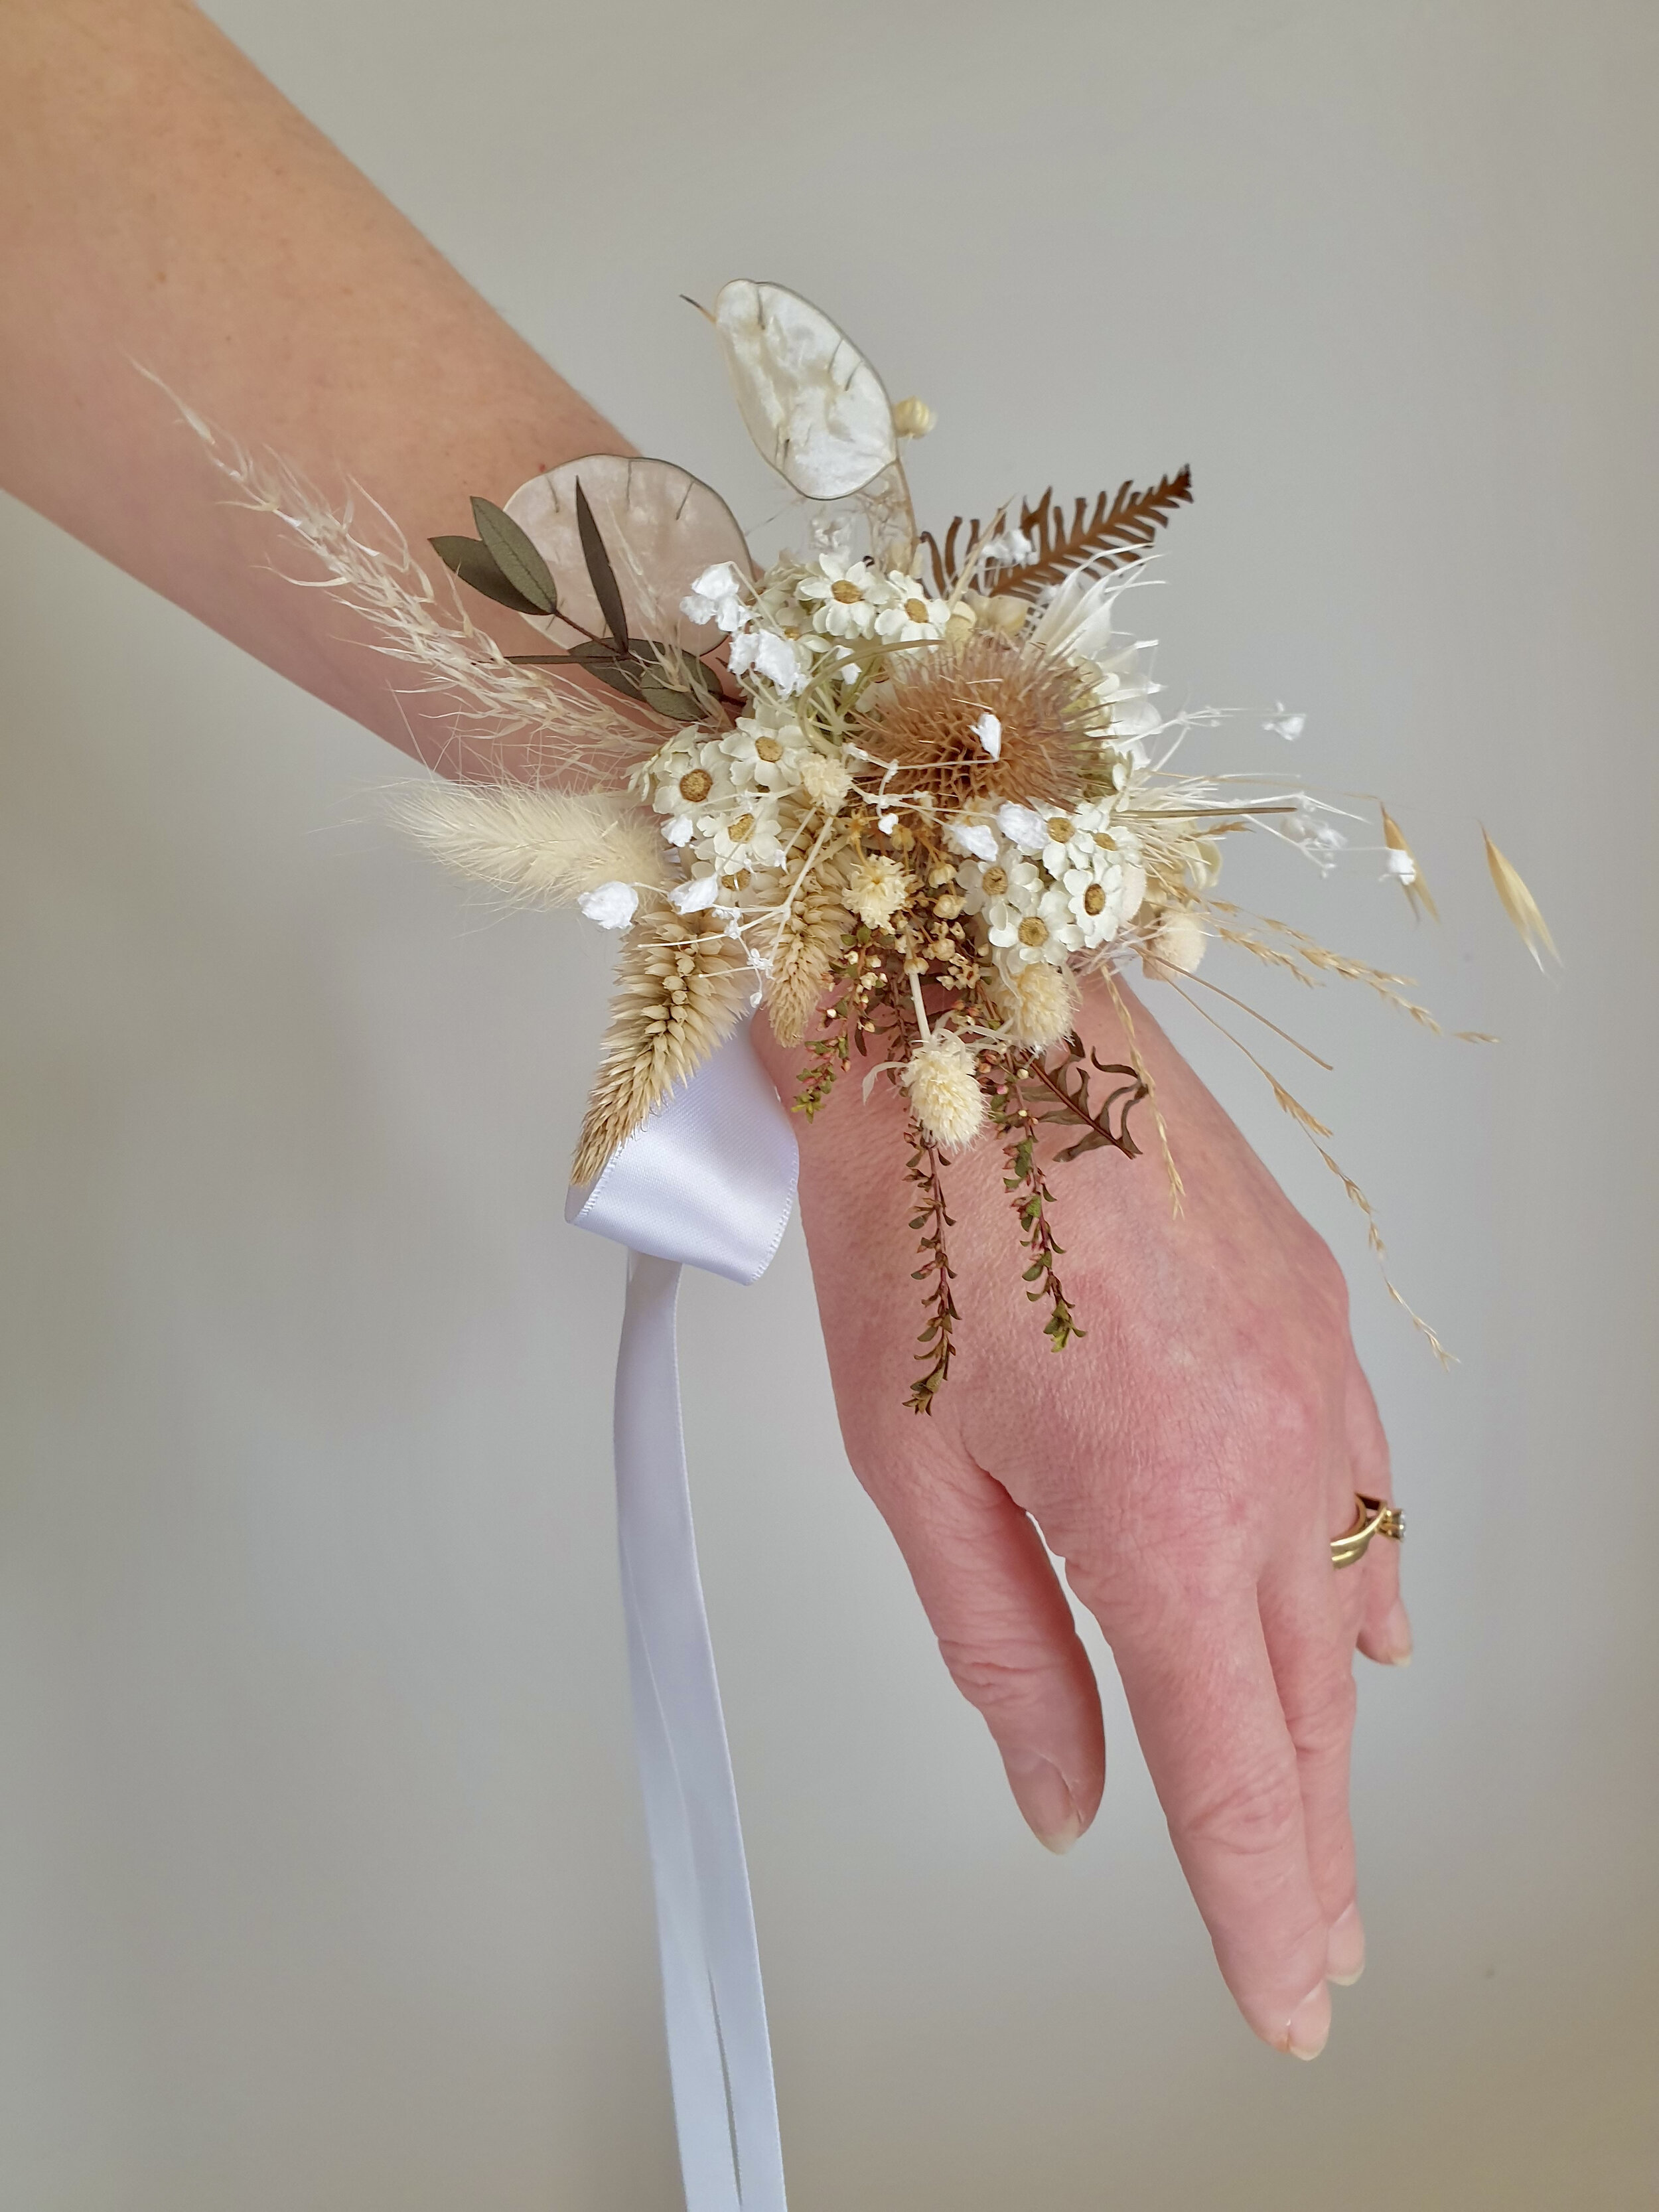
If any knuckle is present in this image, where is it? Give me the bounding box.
[1183,1755,1303,1867]
[935,1636,1056,1722]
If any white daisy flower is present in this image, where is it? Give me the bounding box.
[1061,860,1131,950]
[796,554,883,640]
[872,571,952,644]
[986,877,1079,968]
[719,709,805,794]
[1041,797,1117,877]
[650,739,736,826]
[698,796,787,875]
[958,852,1042,938]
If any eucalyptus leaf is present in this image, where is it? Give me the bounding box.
[569,636,647,700]
[574,479,630,650]
[639,663,717,723]
[429,535,550,618]
[470,498,557,614]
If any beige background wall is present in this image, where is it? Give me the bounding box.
[3,2,1656,2205]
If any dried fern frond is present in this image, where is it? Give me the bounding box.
[387,782,671,907]
[917,512,994,599]
[1483,828,1560,970]
[762,865,851,1047]
[572,898,755,1184]
[985,474,1194,601]
[146,372,658,784]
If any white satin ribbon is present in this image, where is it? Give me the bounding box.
[567,1017,798,2212]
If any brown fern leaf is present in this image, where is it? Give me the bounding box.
[985,471,1194,601]
[918,514,985,598]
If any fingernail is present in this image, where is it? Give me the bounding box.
[1003,1751,1086,1854]
[1381,1598,1413,1666]
[1285,1980,1331,2061]
[1326,1903,1366,1986]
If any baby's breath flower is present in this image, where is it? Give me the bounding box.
[844,852,910,931]
[680,561,750,632]
[798,752,853,813]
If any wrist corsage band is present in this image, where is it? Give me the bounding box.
[173,278,1553,1404]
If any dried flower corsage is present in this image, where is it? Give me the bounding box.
[177,281,1555,1410]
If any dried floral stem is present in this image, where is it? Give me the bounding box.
[1102,970,1183,1211]
[904,1121,959,1414]
[988,1069,1083,1354]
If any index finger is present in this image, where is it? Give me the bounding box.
[1108,1597,1334,2057]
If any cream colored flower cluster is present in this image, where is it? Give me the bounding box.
[624,550,1176,1023]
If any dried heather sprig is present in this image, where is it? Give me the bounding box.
[572,898,755,1183]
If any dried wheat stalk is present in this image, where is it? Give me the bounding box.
[572,898,755,1183]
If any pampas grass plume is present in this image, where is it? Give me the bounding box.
[389,782,671,907]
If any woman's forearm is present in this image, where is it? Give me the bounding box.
[0,0,628,772]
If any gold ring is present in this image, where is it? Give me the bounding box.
[1331,1493,1406,1568]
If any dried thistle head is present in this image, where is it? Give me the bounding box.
[854,632,1098,813]
[902,1029,985,1151]
[986,959,1080,1049]
[1141,905,1208,982]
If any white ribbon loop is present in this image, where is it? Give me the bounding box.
[569,1020,798,2212]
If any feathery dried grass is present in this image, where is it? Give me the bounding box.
[388,782,670,906]
[1482,829,1560,970]
[855,632,1097,812]
[149,373,656,784]
[762,866,851,1046]
[1162,974,1451,1364]
[1206,903,1494,1040]
[572,897,755,1183]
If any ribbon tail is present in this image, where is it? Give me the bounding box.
[614,1251,788,2212]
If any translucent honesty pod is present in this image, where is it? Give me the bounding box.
[713,279,899,500]
[504,455,753,652]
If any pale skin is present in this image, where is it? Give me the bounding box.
[1,0,1409,2063]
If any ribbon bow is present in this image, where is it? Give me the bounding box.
[567,1018,798,2212]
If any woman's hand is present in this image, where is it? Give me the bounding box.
[753,980,1409,2059]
